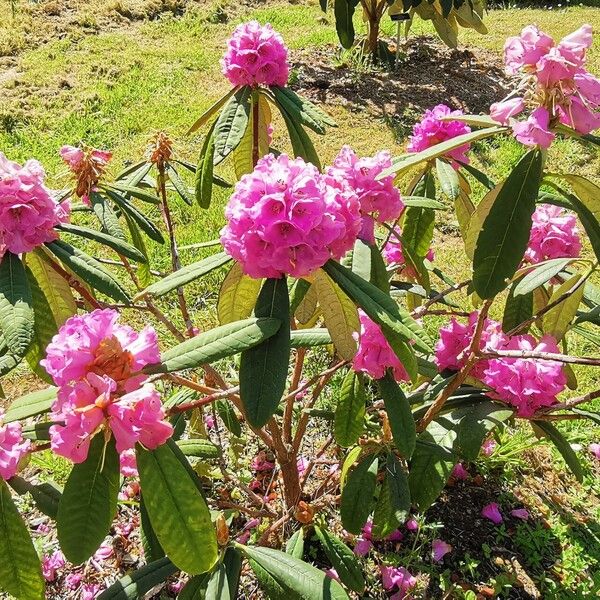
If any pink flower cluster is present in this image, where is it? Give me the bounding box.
[326,146,404,243]
[383,226,435,278]
[492,24,600,147]
[221,21,289,88]
[60,145,112,205]
[220,154,361,278]
[352,310,410,382]
[0,410,31,480]
[407,104,472,168]
[0,152,69,258]
[381,565,417,600]
[524,204,581,264]
[435,312,566,417]
[41,309,172,463]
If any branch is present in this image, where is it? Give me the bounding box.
[479,349,600,367]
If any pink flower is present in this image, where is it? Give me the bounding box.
[354,520,373,556]
[574,71,600,106]
[512,107,555,149]
[42,308,160,389]
[407,104,472,167]
[536,47,577,87]
[524,204,581,264]
[324,568,340,582]
[381,565,417,598]
[326,146,404,237]
[251,451,275,472]
[451,463,469,481]
[510,508,530,520]
[588,442,600,460]
[93,542,114,562]
[558,95,600,135]
[387,529,404,542]
[482,502,503,524]
[36,522,51,535]
[204,414,216,430]
[383,227,434,278]
[65,572,83,590]
[42,550,65,582]
[168,579,185,594]
[119,448,138,478]
[352,310,410,382]
[432,539,452,562]
[0,410,31,480]
[221,21,289,88]
[405,518,419,532]
[220,154,361,279]
[115,521,134,537]
[60,146,85,170]
[557,24,593,68]
[81,583,102,600]
[297,456,309,474]
[60,145,112,205]
[481,438,497,457]
[0,152,70,257]
[503,25,554,74]
[490,97,525,125]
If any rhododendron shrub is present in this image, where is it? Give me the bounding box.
[1,21,599,600]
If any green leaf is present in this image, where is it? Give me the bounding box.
[124,214,151,288]
[140,498,165,563]
[272,87,326,134]
[165,162,194,205]
[45,240,130,303]
[146,317,281,374]
[57,223,146,263]
[335,371,366,448]
[334,0,359,48]
[195,121,217,209]
[188,87,239,134]
[176,438,222,459]
[104,183,160,204]
[459,161,495,190]
[136,252,231,300]
[97,557,177,600]
[377,372,416,459]
[323,260,432,354]
[218,262,263,325]
[272,86,336,130]
[546,174,600,221]
[402,195,446,209]
[532,420,584,482]
[381,126,505,178]
[179,574,210,600]
[314,526,365,593]
[214,87,252,163]
[542,273,584,341]
[223,547,243,599]
[57,436,120,564]
[26,249,76,326]
[136,442,218,574]
[464,181,500,259]
[352,239,389,293]
[383,326,418,383]
[249,558,288,600]
[290,328,332,348]
[473,149,543,298]
[314,269,358,360]
[372,453,410,539]
[340,454,378,534]
[513,258,575,296]
[277,103,321,168]
[4,386,56,423]
[233,92,271,178]
[0,480,44,600]
[104,190,164,244]
[240,278,290,428]
[239,545,350,600]
[503,281,533,333]
[205,563,231,600]
[8,477,61,520]
[216,399,242,437]
[89,191,125,240]
[436,158,459,199]
[402,206,435,257]
[0,252,33,357]
[285,528,305,559]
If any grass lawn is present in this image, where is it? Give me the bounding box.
[1,0,600,597]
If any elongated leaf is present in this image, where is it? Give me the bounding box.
[547,174,600,221]
[323,260,432,353]
[381,127,505,178]
[26,249,76,326]
[57,224,146,263]
[372,453,410,539]
[315,526,365,593]
[179,574,210,600]
[45,240,130,303]
[0,480,44,600]
[402,195,445,209]
[136,252,231,300]
[136,443,218,574]
[240,278,290,428]
[104,183,160,205]
[473,149,543,298]
[176,438,221,459]
[294,282,318,324]
[90,191,125,240]
[124,214,151,287]
[205,563,231,600]
[140,497,165,563]
[278,103,321,168]
[403,206,435,257]
[272,87,326,134]
[340,454,378,534]
[8,477,61,520]
[459,161,495,190]
[464,181,499,259]
[97,557,177,600]
[223,548,242,599]
[542,274,584,341]
[314,269,358,360]
[188,87,239,134]
[195,120,217,209]
[218,262,263,325]
[513,258,575,296]
[377,373,416,459]
[334,0,358,48]
[104,190,164,244]
[165,162,193,206]
[285,528,305,559]
[216,399,242,437]
[436,158,459,199]
[272,86,336,128]
[214,87,252,163]
[233,92,271,178]
[58,436,120,564]
[503,281,533,333]
[532,421,583,482]
[335,371,366,447]
[4,386,56,423]
[0,252,33,357]
[290,328,332,348]
[238,545,350,600]
[249,559,288,600]
[146,317,281,373]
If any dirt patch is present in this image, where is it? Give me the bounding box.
[290,37,511,134]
